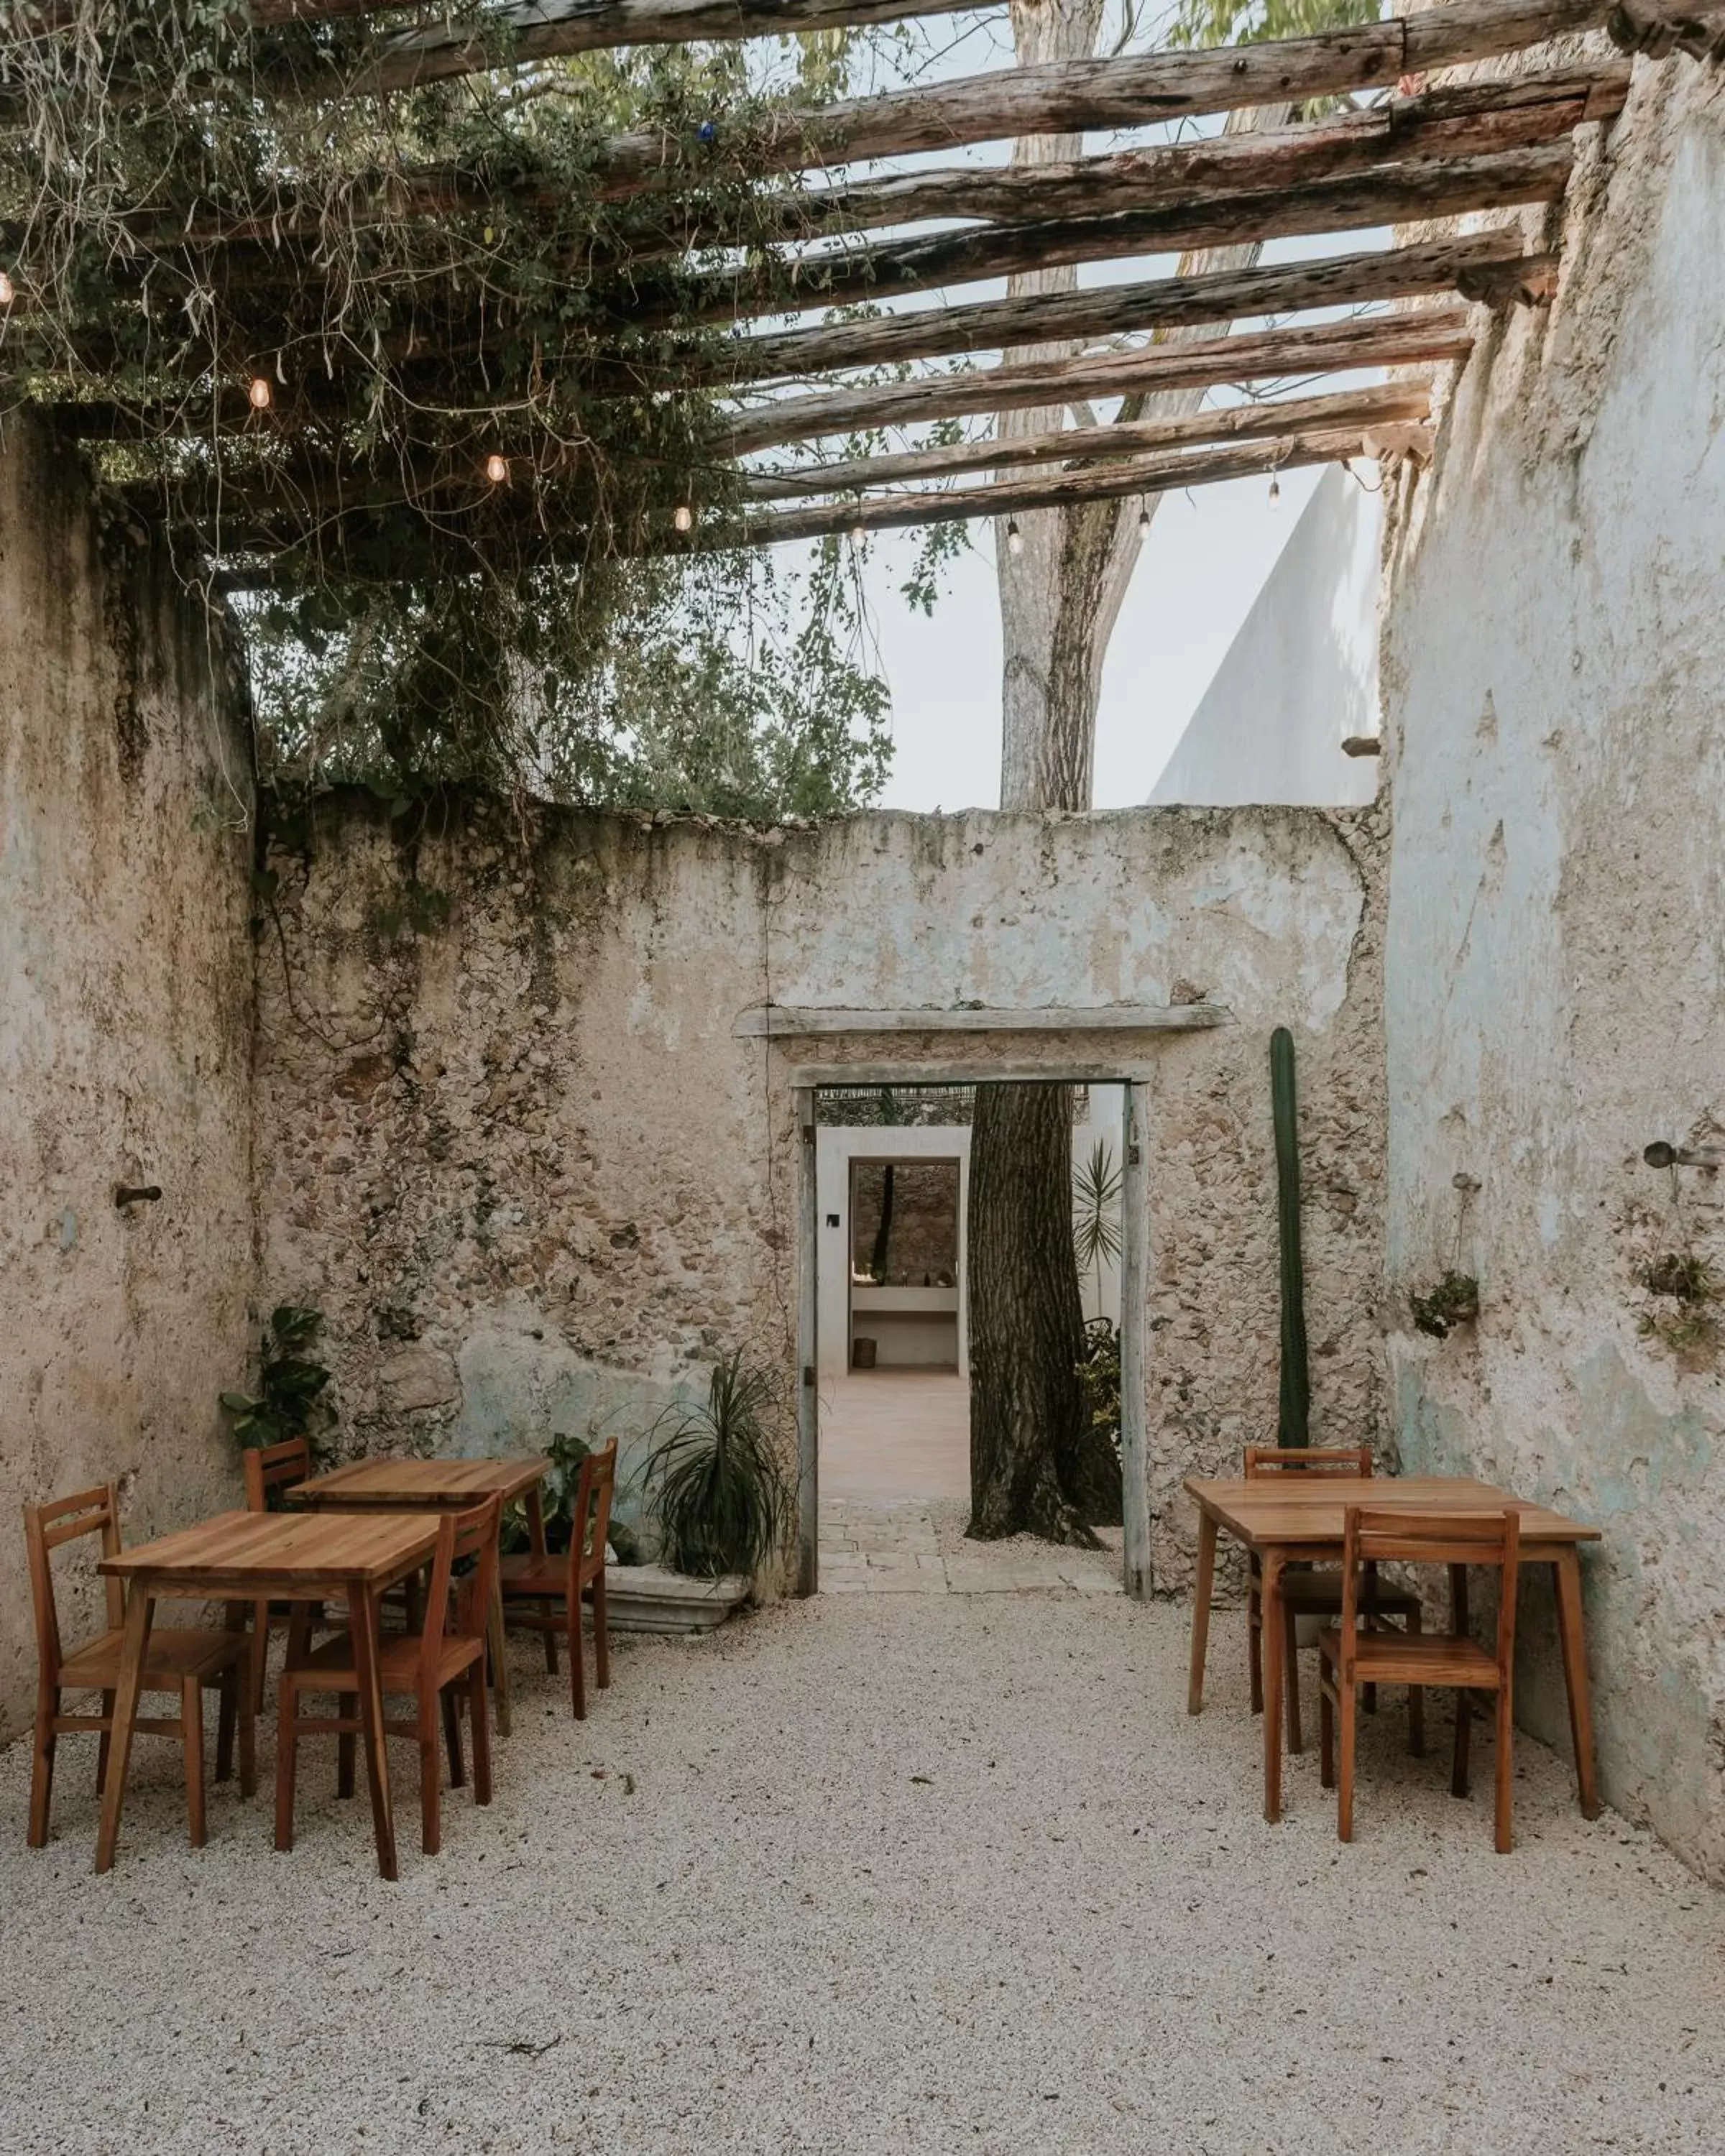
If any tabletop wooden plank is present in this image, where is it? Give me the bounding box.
[1182,1475,1599,1549]
[292,1454,548,1509]
[99,1508,441,1593]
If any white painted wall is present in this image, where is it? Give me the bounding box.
[1381,64,1725,1880]
[1149,465,1382,808]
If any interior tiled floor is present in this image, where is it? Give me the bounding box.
[817,1370,1122,1595]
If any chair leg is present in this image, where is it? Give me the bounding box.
[251,1599,271,1715]
[593,1572,611,1692]
[1494,1685,1515,1855]
[1319,1672,1335,1790]
[1451,1688,1472,1800]
[469,1662,493,1807]
[1283,1604,1304,1753]
[337,1728,356,1800]
[275,1682,301,1853]
[95,1689,114,1797]
[418,1700,442,1858]
[543,1610,559,1677]
[1406,1606,1426,1758]
[215,1667,236,1785]
[1247,1583,1264,1716]
[182,1674,207,1849]
[1337,1682,1357,1843]
[237,1654,257,1800]
[569,1591,587,1721]
[442,1685,466,1790]
[28,1685,59,1848]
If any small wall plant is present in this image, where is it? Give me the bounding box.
[221,1304,335,1458]
[1634,1253,1722,1359]
[1409,1270,1481,1340]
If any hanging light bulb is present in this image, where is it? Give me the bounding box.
[673,503,694,533]
[849,525,865,544]
[1136,505,1151,537]
[1006,519,1023,557]
[1268,474,1282,508]
[0,270,14,306]
[247,375,272,410]
[485,453,510,485]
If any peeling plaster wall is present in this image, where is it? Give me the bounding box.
[257,800,1387,1581]
[1381,60,1725,1876]
[0,418,256,1739]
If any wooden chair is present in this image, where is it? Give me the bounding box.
[1243,1445,1424,1755]
[1319,1505,1521,1852]
[23,1484,254,1850]
[242,1436,316,1711]
[275,1495,500,1861]
[500,1437,617,1720]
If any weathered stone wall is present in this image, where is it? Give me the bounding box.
[850,1161,960,1285]
[1381,56,1725,1876]
[0,418,256,1738]
[255,799,1388,1583]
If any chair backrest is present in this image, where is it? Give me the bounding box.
[568,1438,618,1593]
[1243,1445,1374,1479]
[22,1484,124,1677]
[242,1436,313,1513]
[417,1496,502,1685]
[1338,1504,1520,1678]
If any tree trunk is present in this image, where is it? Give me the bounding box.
[968,2,1297,1543]
[870,1163,896,1281]
[967,1083,1113,1543]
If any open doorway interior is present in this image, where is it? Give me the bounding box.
[813,1084,1125,1517]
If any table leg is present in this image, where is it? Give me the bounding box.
[489,1573,513,1738]
[1262,1549,1286,1824]
[1553,1549,1601,1819]
[1186,1510,1218,1715]
[350,1584,398,1881]
[95,1585,155,1874]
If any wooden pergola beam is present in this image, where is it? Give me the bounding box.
[742,380,1432,498]
[586,0,1621,196]
[650,231,1555,390]
[716,309,1474,454]
[642,142,1575,328]
[727,429,1376,547]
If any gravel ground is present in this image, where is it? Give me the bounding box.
[2,1588,1722,2156]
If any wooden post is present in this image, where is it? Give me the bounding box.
[1119,1080,1151,1602]
[794,1085,820,1597]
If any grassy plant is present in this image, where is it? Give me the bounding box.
[642,1352,788,1582]
[1635,1253,1722,1359]
[1075,1315,1122,1465]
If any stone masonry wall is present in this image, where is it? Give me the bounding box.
[0,417,257,1741]
[1381,52,1725,1876]
[255,798,1389,1585]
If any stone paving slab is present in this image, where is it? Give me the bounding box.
[816,1501,1123,1597]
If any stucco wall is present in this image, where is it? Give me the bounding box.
[1149,466,1383,808]
[0,418,257,1739]
[1381,58,1725,1876]
[256,799,1388,1584]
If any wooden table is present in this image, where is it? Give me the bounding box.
[98,1510,441,1879]
[290,1455,548,1737]
[1182,1475,1602,1826]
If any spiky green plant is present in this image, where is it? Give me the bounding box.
[1072,1137,1123,1306]
[643,1352,789,1582]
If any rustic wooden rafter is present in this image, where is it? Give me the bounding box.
[741,381,1432,499]
[715,309,1474,455]
[648,232,1556,390]
[727,428,1380,547]
[638,142,1576,328]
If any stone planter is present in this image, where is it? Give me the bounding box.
[602,1563,749,1634]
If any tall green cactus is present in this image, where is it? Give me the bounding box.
[1271,1026,1310,1448]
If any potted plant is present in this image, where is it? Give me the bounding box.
[604,1351,790,1634]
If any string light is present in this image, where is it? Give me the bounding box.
[1006,519,1022,557]
[0,270,14,306]
[247,375,272,410]
[1268,475,1282,508]
[849,525,865,544]
[485,453,510,484]
[673,503,694,533]
[1136,505,1151,536]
